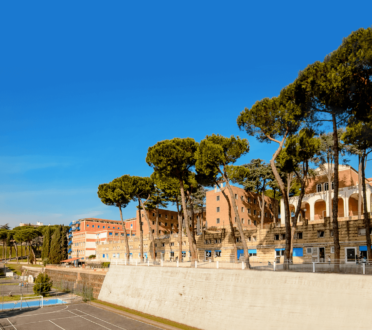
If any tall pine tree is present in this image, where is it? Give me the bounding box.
[49,226,62,264]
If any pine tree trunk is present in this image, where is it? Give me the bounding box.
[261,190,265,229]
[358,155,362,219]
[187,191,197,255]
[327,163,332,221]
[30,244,36,264]
[218,182,238,262]
[118,205,131,262]
[139,199,156,261]
[177,201,183,262]
[156,208,159,239]
[361,154,372,262]
[332,114,341,269]
[14,242,18,263]
[138,201,144,262]
[223,174,250,268]
[179,180,197,262]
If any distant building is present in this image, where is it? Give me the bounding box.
[68,217,137,260]
[19,221,44,227]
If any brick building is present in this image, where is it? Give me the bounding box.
[206,183,277,229]
[68,217,136,260]
[281,164,372,223]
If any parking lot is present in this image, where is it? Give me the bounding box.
[0,303,162,330]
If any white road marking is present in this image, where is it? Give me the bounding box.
[68,310,115,330]
[84,304,164,330]
[9,305,69,318]
[49,320,66,330]
[74,309,129,330]
[6,318,17,330]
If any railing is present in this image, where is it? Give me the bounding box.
[101,257,372,275]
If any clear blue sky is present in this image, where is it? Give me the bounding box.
[1,1,371,228]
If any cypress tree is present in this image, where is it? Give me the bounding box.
[61,226,68,261]
[41,227,52,260]
[49,226,62,264]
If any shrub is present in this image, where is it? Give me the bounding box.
[101,262,110,268]
[42,258,49,266]
[88,255,96,259]
[33,273,53,296]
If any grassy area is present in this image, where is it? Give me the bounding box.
[0,246,29,259]
[0,293,39,302]
[6,263,43,276]
[93,299,200,330]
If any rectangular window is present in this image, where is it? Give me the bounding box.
[281,234,285,240]
[248,209,251,214]
[241,207,244,212]
[152,229,154,233]
[216,195,220,201]
[165,214,168,219]
[249,249,257,257]
[254,220,257,226]
[236,237,241,243]
[159,214,162,218]
[306,247,313,254]
[248,219,251,225]
[153,212,155,216]
[331,246,334,253]
[274,234,279,240]
[217,218,220,224]
[109,232,113,236]
[241,196,243,201]
[215,250,222,257]
[241,218,244,224]
[87,225,89,227]
[162,243,165,247]
[171,215,174,219]
[170,242,174,246]
[248,197,251,203]
[318,231,325,238]
[297,232,303,239]
[358,228,366,236]
[165,223,168,226]
[247,236,251,242]
[265,212,267,217]
[317,184,322,192]
[253,210,256,215]
[330,230,334,237]
[270,204,272,209]
[216,207,220,212]
[253,236,257,242]
[103,226,105,229]
[254,199,256,204]
[115,233,118,236]
[332,181,334,189]
[152,221,155,225]
[324,182,329,191]
[98,226,100,228]
[235,194,238,199]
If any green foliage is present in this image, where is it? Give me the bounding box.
[41,226,52,260]
[33,273,53,296]
[88,254,96,259]
[277,128,320,174]
[42,258,49,266]
[101,262,110,268]
[61,226,68,261]
[49,226,62,264]
[237,84,304,143]
[146,138,199,181]
[195,134,249,180]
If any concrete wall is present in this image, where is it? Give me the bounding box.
[45,268,106,298]
[99,265,372,330]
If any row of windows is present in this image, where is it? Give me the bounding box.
[149,213,174,219]
[316,182,335,192]
[216,207,272,219]
[236,236,257,242]
[151,221,178,227]
[205,239,222,244]
[86,224,132,229]
[217,194,273,209]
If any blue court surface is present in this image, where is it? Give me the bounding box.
[0,303,162,330]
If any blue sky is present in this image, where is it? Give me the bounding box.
[1,1,371,228]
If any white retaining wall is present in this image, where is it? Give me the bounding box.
[99,265,372,330]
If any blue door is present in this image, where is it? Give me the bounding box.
[237,249,244,260]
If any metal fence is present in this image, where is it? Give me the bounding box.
[103,258,372,275]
